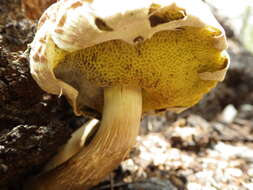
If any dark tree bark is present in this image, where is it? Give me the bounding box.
[0,1,81,188]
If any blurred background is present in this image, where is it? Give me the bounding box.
[0,0,253,190]
[206,0,253,53]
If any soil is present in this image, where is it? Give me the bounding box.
[0,1,253,190]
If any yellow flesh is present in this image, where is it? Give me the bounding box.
[55,26,228,112]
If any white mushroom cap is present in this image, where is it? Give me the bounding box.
[51,0,227,52]
[30,0,229,116]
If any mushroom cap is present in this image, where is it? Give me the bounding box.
[30,0,229,115]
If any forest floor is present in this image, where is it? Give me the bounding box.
[0,1,253,190]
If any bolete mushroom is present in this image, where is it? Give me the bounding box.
[27,0,229,189]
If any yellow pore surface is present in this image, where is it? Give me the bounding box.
[57,26,228,112]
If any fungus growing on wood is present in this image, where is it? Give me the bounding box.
[27,0,229,189]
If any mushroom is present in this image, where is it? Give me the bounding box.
[26,0,229,189]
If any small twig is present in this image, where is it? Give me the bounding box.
[92,182,127,190]
[110,173,114,190]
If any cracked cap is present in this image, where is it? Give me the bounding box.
[30,0,229,116]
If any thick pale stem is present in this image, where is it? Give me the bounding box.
[43,119,99,173]
[25,86,142,190]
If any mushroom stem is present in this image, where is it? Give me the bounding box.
[25,86,142,190]
[43,119,99,173]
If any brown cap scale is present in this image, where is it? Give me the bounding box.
[22,0,57,20]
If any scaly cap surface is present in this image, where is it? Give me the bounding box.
[30,0,229,115]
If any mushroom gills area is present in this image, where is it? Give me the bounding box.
[55,26,228,113]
